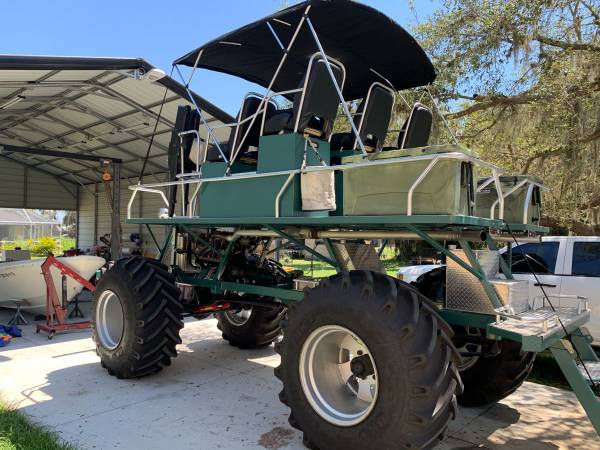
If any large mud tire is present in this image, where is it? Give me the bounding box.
[275,271,463,450]
[457,340,535,407]
[216,304,285,349]
[92,256,183,379]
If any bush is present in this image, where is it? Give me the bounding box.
[29,237,57,256]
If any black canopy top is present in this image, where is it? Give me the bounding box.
[174,0,436,101]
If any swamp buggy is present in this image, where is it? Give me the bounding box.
[91,1,600,448]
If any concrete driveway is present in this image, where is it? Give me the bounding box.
[0,312,599,450]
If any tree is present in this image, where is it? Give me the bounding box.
[414,0,600,233]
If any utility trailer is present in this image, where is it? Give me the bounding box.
[91,1,600,448]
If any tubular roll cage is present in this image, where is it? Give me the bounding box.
[128,2,538,226]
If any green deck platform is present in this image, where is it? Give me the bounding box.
[130,214,499,229]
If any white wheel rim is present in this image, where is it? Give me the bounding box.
[95,289,124,350]
[299,325,378,427]
[223,307,252,326]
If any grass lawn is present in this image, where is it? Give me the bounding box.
[528,351,571,390]
[0,404,77,450]
[284,258,402,279]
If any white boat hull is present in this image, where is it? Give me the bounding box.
[0,256,105,314]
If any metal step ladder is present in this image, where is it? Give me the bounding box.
[489,298,590,353]
[488,298,600,435]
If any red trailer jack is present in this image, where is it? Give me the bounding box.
[36,255,96,339]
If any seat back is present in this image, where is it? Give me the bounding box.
[355,84,394,152]
[292,57,344,139]
[230,95,277,157]
[397,103,433,149]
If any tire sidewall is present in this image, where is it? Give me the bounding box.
[282,293,411,446]
[92,270,138,367]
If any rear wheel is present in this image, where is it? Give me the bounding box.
[92,256,183,379]
[275,271,462,450]
[216,303,285,349]
[457,339,535,407]
[411,268,536,406]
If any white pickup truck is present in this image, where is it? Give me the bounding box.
[398,236,600,342]
[506,236,600,342]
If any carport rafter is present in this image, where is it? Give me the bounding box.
[0,152,79,186]
[3,106,164,180]
[0,70,122,182]
[0,55,232,190]
[0,129,99,184]
[2,95,211,174]
[0,79,184,178]
[3,122,141,180]
[0,79,177,129]
[1,144,123,164]
[0,71,122,133]
[33,111,165,174]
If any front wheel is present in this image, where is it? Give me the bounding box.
[92,257,184,379]
[275,271,463,450]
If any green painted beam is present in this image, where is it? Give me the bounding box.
[177,275,303,303]
[181,225,222,256]
[264,224,338,268]
[550,340,600,434]
[405,224,485,280]
[158,226,173,262]
[323,238,342,273]
[216,239,236,280]
[570,328,600,362]
[128,214,504,229]
[439,309,496,330]
[486,234,514,280]
[145,224,161,253]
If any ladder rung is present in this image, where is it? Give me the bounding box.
[578,361,600,385]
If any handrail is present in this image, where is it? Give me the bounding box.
[127,151,502,221]
[407,159,438,216]
[489,178,546,222]
[127,186,169,219]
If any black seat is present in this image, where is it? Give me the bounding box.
[330,84,394,152]
[207,95,277,163]
[396,103,433,149]
[263,57,344,139]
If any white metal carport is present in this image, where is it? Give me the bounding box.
[0,55,233,256]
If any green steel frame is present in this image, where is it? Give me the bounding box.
[135,218,600,433]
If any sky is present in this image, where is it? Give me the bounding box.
[1,0,439,115]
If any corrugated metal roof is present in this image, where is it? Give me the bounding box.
[0,55,234,186]
[0,208,60,225]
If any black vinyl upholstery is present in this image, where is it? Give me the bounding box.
[330,84,394,152]
[264,58,343,139]
[207,95,277,163]
[397,104,432,149]
[167,105,201,216]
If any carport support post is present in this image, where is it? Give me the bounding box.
[111,163,121,260]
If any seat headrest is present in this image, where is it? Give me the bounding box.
[356,85,394,152]
[230,95,277,156]
[292,58,344,138]
[398,104,433,149]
